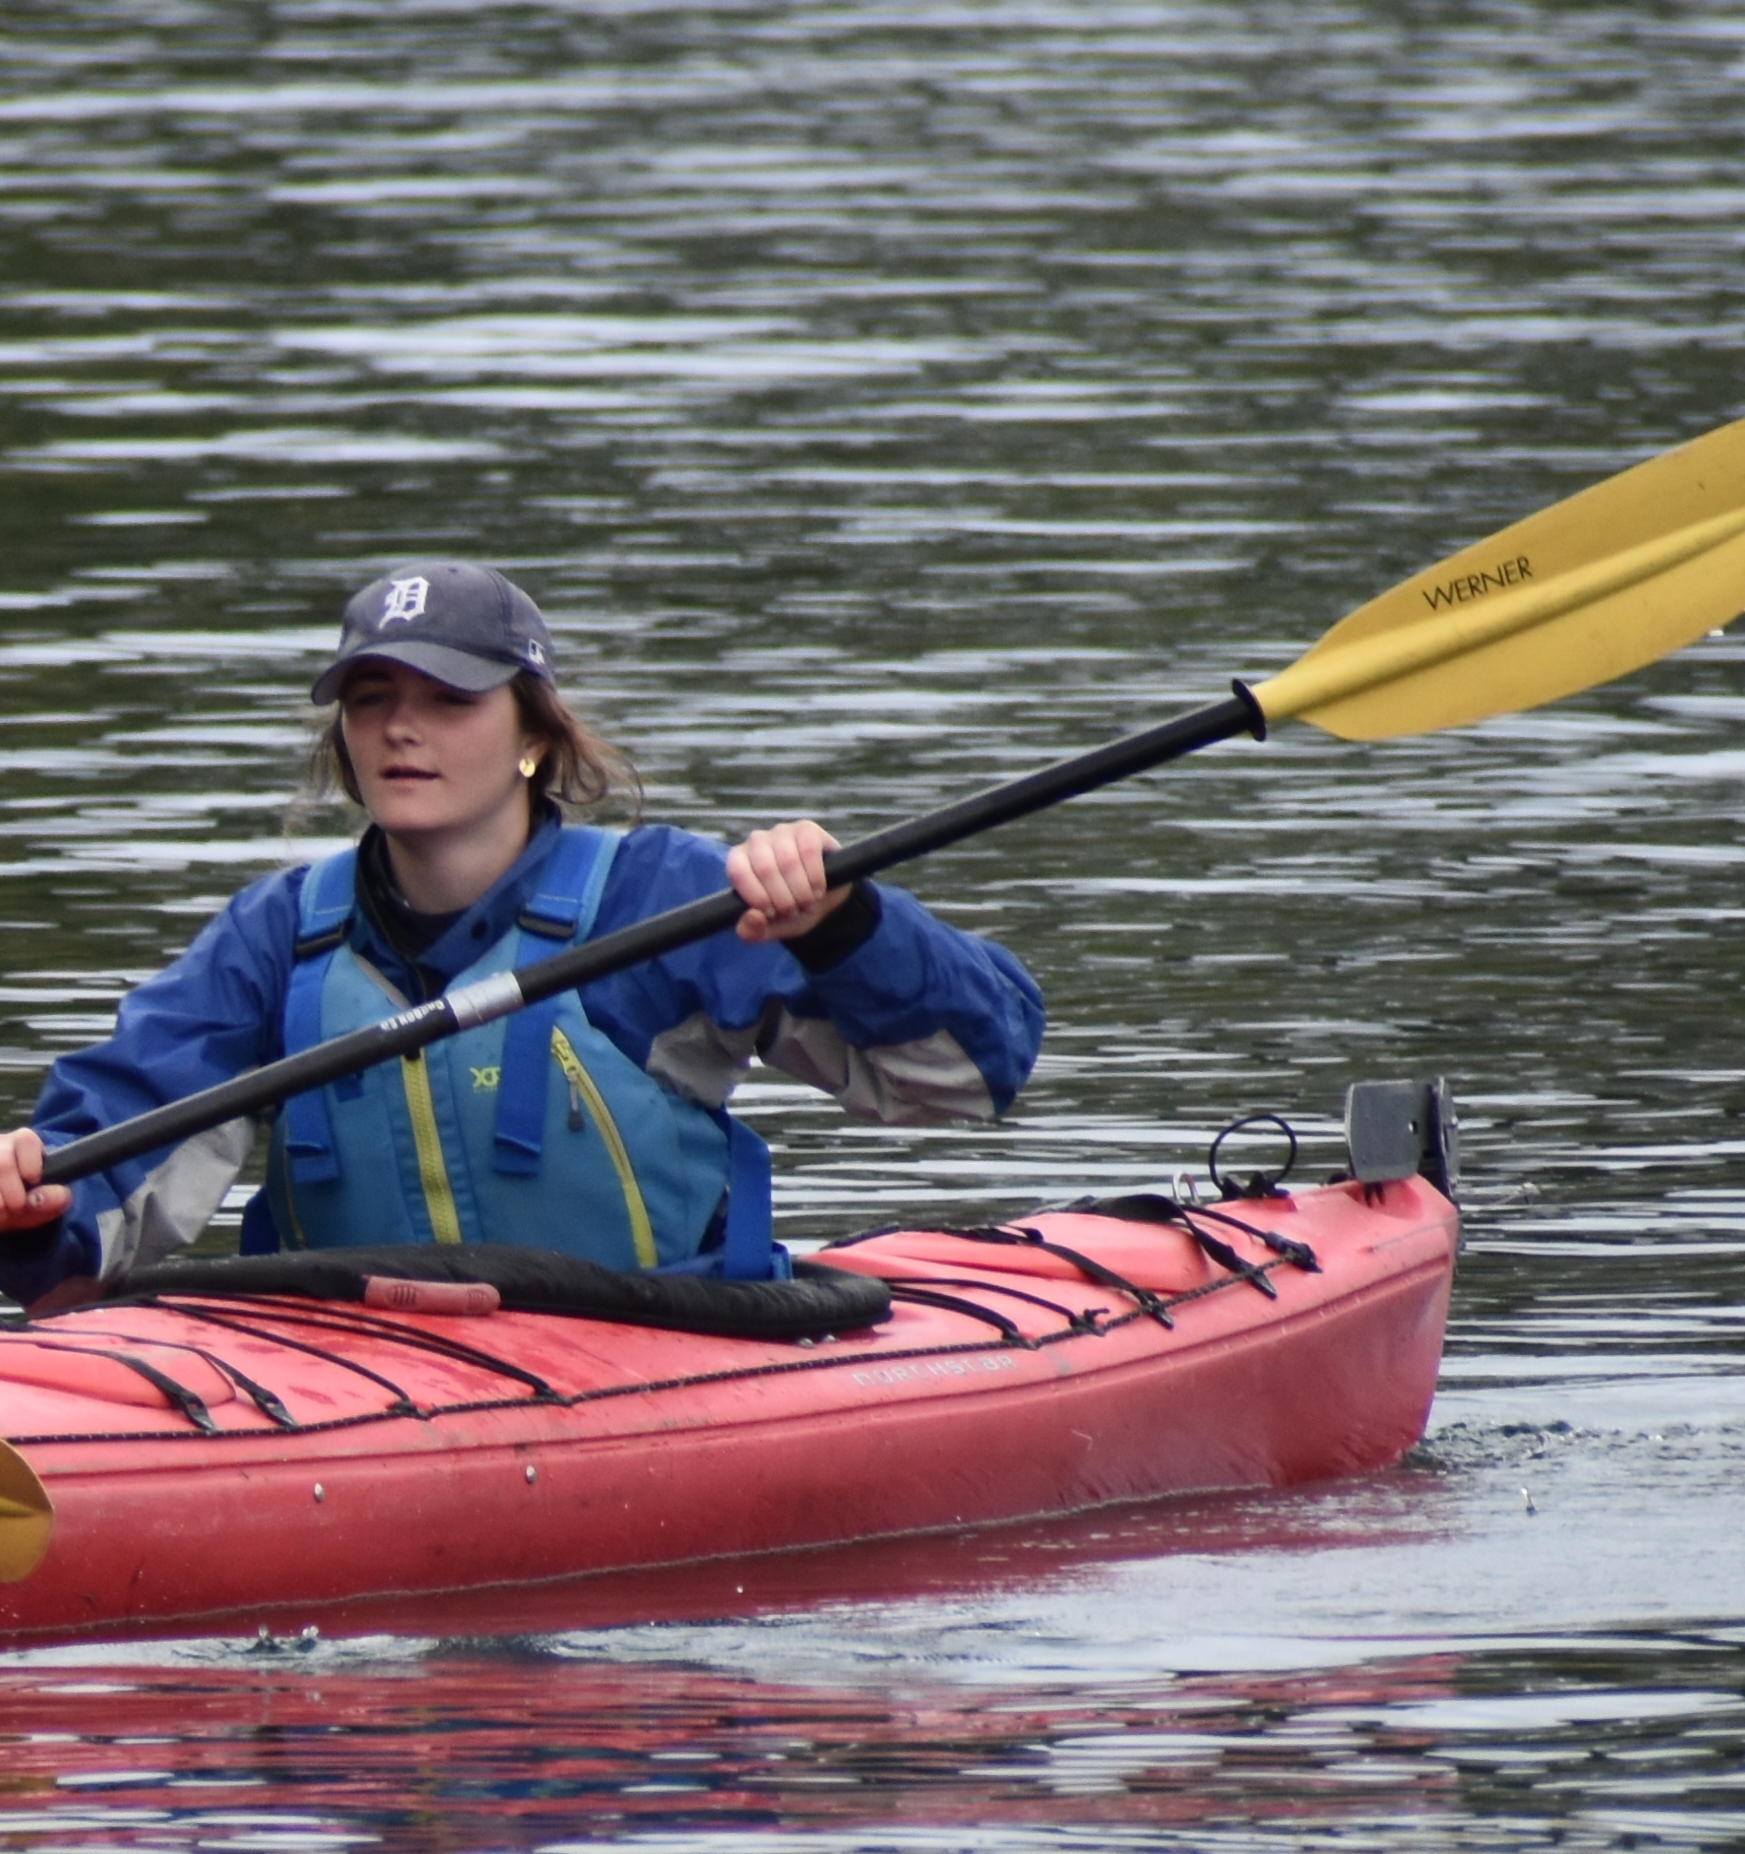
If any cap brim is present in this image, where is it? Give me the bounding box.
[311,640,522,705]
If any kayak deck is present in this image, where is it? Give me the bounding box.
[0,1175,1456,1642]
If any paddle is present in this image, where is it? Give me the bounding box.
[0,1438,52,1583]
[35,414,1745,1194]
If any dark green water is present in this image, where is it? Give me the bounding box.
[3,4,1745,1847]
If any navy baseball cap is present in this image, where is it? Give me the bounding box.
[311,562,556,704]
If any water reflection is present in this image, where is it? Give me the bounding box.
[4,1626,1745,1852]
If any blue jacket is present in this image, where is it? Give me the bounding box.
[9,812,1045,1304]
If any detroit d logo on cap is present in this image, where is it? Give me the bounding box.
[378,576,430,626]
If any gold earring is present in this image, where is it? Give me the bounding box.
[518,755,539,779]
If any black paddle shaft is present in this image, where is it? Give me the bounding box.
[40,687,1263,1188]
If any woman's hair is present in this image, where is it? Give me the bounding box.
[309,669,642,818]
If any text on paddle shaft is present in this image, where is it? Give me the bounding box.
[1422,554,1533,610]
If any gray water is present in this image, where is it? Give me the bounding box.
[3,2,1745,1847]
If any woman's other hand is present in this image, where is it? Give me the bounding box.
[727,820,851,944]
[0,1129,70,1233]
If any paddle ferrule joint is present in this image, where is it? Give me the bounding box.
[445,971,526,1031]
[1230,679,1267,742]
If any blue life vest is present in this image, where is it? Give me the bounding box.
[244,828,781,1278]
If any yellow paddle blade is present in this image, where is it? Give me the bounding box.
[0,1438,53,1583]
[1253,416,1745,740]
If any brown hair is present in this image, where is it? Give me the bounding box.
[309,670,642,819]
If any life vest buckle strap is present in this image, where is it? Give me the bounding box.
[716,1113,774,1282]
[293,925,348,960]
[515,904,578,939]
[514,825,621,941]
[281,850,361,1184]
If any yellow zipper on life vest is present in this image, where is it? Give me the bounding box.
[400,1051,464,1246]
[551,1026,658,1269]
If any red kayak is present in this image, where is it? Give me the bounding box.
[0,1095,1457,1643]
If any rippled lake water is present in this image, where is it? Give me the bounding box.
[3,2,1745,1847]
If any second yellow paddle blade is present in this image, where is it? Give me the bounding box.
[1258,417,1745,740]
[0,1438,53,1583]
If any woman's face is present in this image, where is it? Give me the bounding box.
[339,660,536,848]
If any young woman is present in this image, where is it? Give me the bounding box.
[0,563,1045,1304]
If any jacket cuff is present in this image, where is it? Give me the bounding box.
[787,881,882,973]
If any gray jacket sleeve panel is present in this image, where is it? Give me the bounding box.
[645,1006,995,1125]
[93,1115,255,1279]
